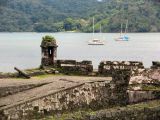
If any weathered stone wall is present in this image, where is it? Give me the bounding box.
[83,100,160,120]
[151,61,160,69]
[55,60,93,75]
[0,60,146,78]
[98,61,144,76]
[128,90,157,103]
[41,47,57,66]
[0,70,130,120]
[110,70,131,106]
[0,81,111,119]
[41,36,58,66]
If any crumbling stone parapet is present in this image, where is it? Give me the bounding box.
[55,60,93,75]
[98,61,144,76]
[151,61,160,69]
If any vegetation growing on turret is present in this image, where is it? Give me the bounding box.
[41,35,57,47]
[42,35,56,42]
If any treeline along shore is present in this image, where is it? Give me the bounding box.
[0,0,160,32]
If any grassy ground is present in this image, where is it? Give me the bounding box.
[42,109,96,120]
[32,74,64,79]
[142,84,160,91]
[129,84,160,91]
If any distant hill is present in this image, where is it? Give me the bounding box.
[0,0,160,32]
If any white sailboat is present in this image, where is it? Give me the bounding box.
[115,20,129,41]
[88,17,104,45]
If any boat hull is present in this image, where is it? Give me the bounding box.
[88,43,104,45]
[115,39,129,41]
[115,36,129,41]
[88,39,105,45]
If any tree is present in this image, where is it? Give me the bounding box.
[64,18,75,31]
[0,0,8,6]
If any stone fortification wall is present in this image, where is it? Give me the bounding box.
[82,100,160,120]
[128,90,158,103]
[151,61,160,69]
[0,60,148,78]
[110,70,131,106]
[55,60,93,75]
[0,70,130,120]
[98,61,144,76]
[0,81,110,119]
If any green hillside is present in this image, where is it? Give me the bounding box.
[0,0,160,32]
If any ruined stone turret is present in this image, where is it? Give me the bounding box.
[40,35,58,66]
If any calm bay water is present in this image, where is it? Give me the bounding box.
[0,32,160,72]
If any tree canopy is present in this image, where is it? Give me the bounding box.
[0,0,160,32]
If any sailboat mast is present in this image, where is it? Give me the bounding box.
[120,23,123,36]
[125,19,128,34]
[93,17,95,38]
[100,24,102,40]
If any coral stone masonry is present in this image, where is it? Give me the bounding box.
[41,36,58,66]
[98,61,144,76]
[0,72,131,119]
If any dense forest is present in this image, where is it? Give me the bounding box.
[0,0,160,32]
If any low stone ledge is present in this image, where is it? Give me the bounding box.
[128,90,158,103]
[55,60,93,75]
[127,83,160,103]
[40,100,160,120]
[84,100,160,120]
[0,72,18,79]
[0,67,59,79]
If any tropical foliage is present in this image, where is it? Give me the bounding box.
[0,0,160,32]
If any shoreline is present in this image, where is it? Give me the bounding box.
[0,32,160,34]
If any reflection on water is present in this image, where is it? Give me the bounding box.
[0,32,160,72]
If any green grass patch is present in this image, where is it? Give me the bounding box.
[33,74,64,79]
[42,100,160,120]
[142,84,160,91]
[42,109,96,120]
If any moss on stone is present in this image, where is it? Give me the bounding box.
[41,35,57,48]
[43,35,56,42]
[142,84,160,91]
[43,110,96,120]
[44,100,160,120]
